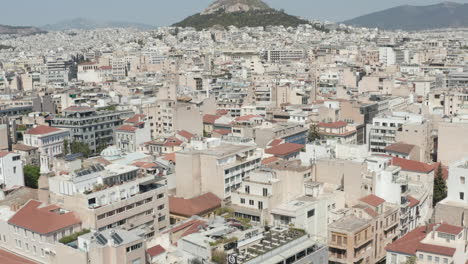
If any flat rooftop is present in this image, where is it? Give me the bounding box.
[329,216,370,233]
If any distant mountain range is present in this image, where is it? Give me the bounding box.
[0,24,45,35]
[43,18,155,31]
[173,0,319,30]
[342,1,468,31]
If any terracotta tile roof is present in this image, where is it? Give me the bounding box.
[0,151,14,158]
[13,144,38,152]
[125,114,146,123]
[203,114,221,124]
[162,153,176,163]
[234,115,260,122]
[147,245,166,257]
[262,156,279,165]
[268,139,283,147]
[169,192,221,217]
[436,223,463,235]
[318,121,347,129]
[116,125,137,132]
[25,125,62,135]
[0,248,38,264]
[177,130,194,140]
[417,243,456,257]
[390,156,436,173]
[170,219,207,239]
[163,138,183,147]
[213,129,231,135]
[364,207,379,218]
[8,200,81,234]
[386,224,457,257]
[360,194,385,207]
[132,162,158,169]
[384,142,416,155]
[265,143,304,156]
[408,195,420,208]
[216,109,229,116]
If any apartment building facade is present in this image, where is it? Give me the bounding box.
[24,125,70,173]
[175,137,262,200]
[49,106,131,154]
[0,151,24,189]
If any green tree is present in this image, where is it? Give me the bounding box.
[433,164,447,206]
[63,139,70,155]
[24,165,40,189]
[307,124,321,143]
[211,250,227,264]
[405,256,417,264]
[70,141,91,157]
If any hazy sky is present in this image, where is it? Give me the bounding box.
[2,0,468,26]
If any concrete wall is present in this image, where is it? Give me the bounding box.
[438,122,468,165]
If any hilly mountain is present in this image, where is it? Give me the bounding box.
[343,2,468,31]
[43,18,155,31]
[173,0,314,30]
[0,24,46,35]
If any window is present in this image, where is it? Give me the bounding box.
[249,200,254,206]
[461,177,466,184]
[157,204,164,210]
[41,248,44,257]
[245,185,250,194]
[460,192,465,200]
[419,254,423,260]
[126,243,143,253]
[158,216,165,222]
[307,209,315,218]
[240,198,245,204]
[132,259,141,264]
[444,258,448,263]
[258,201,263,210]
[435,256,440,263]
[428,255,432,261]
[263,188,268,197]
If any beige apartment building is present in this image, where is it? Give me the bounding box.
[231,160,312,224]
[438,120,468,165]
[0,199,82,264]
[356,194,400,263]
[395,120,434,163]
[328,215,374,264]
[175,137,262,200]
[142,100,203,139]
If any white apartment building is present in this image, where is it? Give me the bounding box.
[386,223,468,264]
[367,112,424,153]
[114,115,151,153]
[0,151,24,189]
[231,161,311,223]
[436,157,468,226]
[445,158,468,204]
[24,125,69,174]
[175,137,262,200]
[379,47,404,66]
[48,158,169,238]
